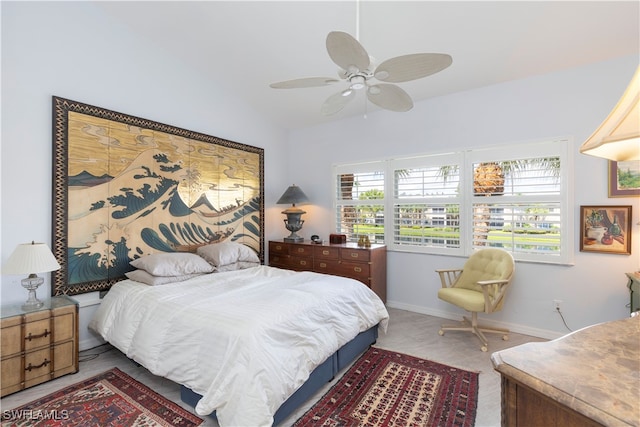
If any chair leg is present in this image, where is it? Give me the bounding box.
[439,312,510,352]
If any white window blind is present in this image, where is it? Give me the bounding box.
[334,163,385,243]
[391,154,462,253]
[333,139,572,264]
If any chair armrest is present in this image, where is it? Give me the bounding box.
[436,269,463,288]
[478,279,511,312]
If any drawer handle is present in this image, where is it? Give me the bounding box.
[319,262,327,268]
[25,359,50,372]
[354,267,362,273]
[297,248,305,253]
[350,253,359,258]
[300,260,307,266]
[322,250,330,255]
[275,245,282,250]
[25,329,50,341]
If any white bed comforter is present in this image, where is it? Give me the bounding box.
[89,266,389,427]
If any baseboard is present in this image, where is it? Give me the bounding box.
[386,300,564,340]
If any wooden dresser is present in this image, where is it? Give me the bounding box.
[492,316,639,427]
[268,240,387,303]
[1,296,79,397]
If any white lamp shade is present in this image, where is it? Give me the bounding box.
[3,242,61,275]
[580,67,640,161]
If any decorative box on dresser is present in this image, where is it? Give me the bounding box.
[1,295,79,397]
[269,240,387,303]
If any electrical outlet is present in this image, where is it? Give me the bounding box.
[553,299,563,311]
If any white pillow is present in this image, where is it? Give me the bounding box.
[215,261,261,272]
[125,269,204,286]
[130,252,215,276]
[197,242,260,267]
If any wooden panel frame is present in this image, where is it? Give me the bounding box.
[52,96,264,296]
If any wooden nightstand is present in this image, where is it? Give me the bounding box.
[269,240,387,303]
[1,295,79,397]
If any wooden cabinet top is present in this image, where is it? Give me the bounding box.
[1,295,77,320]
[270,239,386,251]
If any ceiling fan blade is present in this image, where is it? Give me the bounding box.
[326,31,370,73]
[321,89,356,116]
[367,84,413,112]
[374,53,452,83]
[270,77,340,89]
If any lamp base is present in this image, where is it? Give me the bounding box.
[21,275,44,311]
[284,234,304,243]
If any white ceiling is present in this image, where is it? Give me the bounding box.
[96,1,639,130]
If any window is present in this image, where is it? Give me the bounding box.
[333,139,573,264]
[334,162,385,244]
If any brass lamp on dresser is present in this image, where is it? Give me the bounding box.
[269,240,387,303]
[1,295,79,397]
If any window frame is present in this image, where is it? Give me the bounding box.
[332,138,574,265]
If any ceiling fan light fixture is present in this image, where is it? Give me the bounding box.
[349,75,366,90]
[368,85,381,95]
[341,88,354,97]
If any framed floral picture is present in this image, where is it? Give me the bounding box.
[580,205,632,254]
[609,160,640,197]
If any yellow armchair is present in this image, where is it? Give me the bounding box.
[436,248,515,352]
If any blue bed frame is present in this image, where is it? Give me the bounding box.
[180,325,379,426]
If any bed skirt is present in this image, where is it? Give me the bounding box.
[180,324,379,426]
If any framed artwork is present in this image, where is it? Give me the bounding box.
[52,96,264,296]
[609,160,640,197]
[580,205,632,255]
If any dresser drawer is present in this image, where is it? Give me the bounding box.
[313,246,340,260]
[289,256,313,270]
[337,261,371,282]
[269,241,289,255]
[289,244,313,257]
[340,248,370,262]
[313,259,341,274]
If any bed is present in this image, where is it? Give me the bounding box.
[89,247,389,427]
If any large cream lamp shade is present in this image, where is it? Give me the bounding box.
[580,66,640,161]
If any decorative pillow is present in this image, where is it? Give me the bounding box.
[125,270,204,286]
[130,252,215,276]
[197,242,260,267]
[215,261,261,272]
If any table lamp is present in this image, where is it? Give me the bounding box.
[3,241,61,310]
[277,185,309,242]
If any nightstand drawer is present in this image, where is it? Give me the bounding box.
[24,347,52,383]
[24,318,52,351]
[1,296,78,397]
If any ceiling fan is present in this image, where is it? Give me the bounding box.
[270,31,452,115]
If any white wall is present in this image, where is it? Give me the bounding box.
[288,55,640,339]
[1,2,289,350]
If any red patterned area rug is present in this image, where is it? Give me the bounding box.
[294,347,479,427]
[1,368,202,427]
